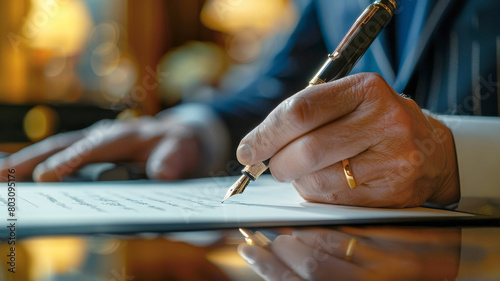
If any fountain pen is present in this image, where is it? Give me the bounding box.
[222,0,397,203]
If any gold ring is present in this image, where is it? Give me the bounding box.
[342,159,357,189]
[345,238,357,262]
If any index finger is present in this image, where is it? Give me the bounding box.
[0,131,84,181]
[237,73,381,165]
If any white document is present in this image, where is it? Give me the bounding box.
[0,175,469,237]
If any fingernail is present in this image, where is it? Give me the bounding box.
[237,144,253,164]
[237,244,257,264]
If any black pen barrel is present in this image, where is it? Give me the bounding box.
[229,1,398,202]
[311,0,397,85]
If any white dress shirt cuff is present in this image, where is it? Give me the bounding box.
[436,115,500,208]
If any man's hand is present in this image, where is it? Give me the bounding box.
[238,227,460,281]
[0,116,201,182]
[237,73,459,207]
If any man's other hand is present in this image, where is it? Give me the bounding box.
[0,117,201,182]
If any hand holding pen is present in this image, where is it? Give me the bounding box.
[222,0,397,203]
[238,227,461,281]
[223,0,460,207]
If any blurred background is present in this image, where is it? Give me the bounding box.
[0,0,296,152]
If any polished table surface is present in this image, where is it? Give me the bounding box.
[2,193,500,281]
[1,224,500,281]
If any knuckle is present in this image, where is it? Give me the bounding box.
[297,136,323,168]
[309,173,331,195]
[292,180,312,199]
[363,72,385,85]
[382,107,413,138]
[357,73,395,109]
[269,157,293,183]
[339,73,386,110]
[321,192,339,204]
[283,96,314,131]
[360,72,385,90]
[269,166,287,182]
[357,72,385,95]
[322,191,354,205]
[295,179,353,206]
[296,172,331,196]
[295,174,358,205]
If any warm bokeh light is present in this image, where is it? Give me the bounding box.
[26,0,93,56]
[23,105,58,142]
[206,246,256,280]
[0,0,30,103]
[0,0,296,149]
[201,0,296,63]
[23,237,88,281]
[201,0,293,34]
[157,41,227,103]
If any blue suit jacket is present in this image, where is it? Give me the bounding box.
[209,0,500,153]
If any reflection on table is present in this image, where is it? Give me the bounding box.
[1,226,499,280]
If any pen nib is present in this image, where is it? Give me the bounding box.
[221,175,251,203]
